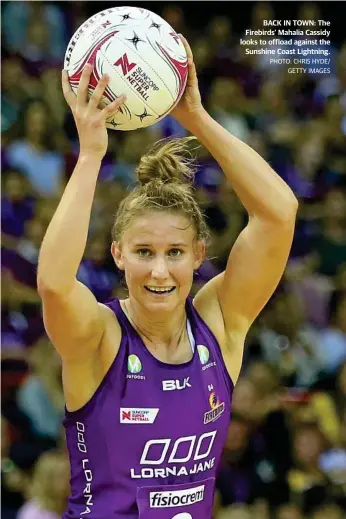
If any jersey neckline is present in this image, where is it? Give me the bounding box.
[117,298,197,370]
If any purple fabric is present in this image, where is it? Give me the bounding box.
[1,197,35,238]
[62,297,233,518]
[1,308,45,349]
[1,247,37,288]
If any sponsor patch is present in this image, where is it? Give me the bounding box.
[149,485,205,508]
[120,408,158,424]
[197,345,216,371]
[204,392,225,424]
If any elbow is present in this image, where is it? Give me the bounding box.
[278,193,299,223]
[37,275,54,297]
[289,194,299,218]
[37,273,74,298]
[291,194,299,212]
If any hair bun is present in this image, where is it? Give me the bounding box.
[136,136,197,186]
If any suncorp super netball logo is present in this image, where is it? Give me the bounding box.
[197,345,216,371]
[127,354,145,380]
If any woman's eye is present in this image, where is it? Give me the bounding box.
[169,248,183,257]
[137,249,151,257]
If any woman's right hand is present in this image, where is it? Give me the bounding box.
[62,64,126,158]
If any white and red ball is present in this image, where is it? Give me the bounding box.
[64,6,188,131]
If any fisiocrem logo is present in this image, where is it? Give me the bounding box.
[149,485,205,508]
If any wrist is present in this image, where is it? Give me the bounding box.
[78,152,104,164]
[179,107,209,132]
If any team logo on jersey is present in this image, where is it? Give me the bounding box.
[127,354,146,380]
[197,345,216,371]
[120,408,159,424]
[204,392,225,424]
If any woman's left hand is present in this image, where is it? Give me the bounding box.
[170,35,205,128]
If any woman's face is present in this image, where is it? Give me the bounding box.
[112,211,204,315]
[293,428,324,466]
[25,102,48,137]
[4,171,28,201]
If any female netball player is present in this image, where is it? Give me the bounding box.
[38,36,298,519]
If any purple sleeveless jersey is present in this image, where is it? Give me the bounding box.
[62,297,234,519]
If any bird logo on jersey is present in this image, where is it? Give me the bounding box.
[204,392,225,424]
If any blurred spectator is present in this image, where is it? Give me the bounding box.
[16,449,70,519]
[16,339,64,442]
[161,4,191,39]
[287,424,343,513]
[316,291,346,374]
[77,235,120,302]
[275,503,304,519]
[1,269,44,357]
[1,415,46,519]
[218,376,291,507]
[2,2,67,64]
[310,502,345,519]
[17,218,47,266]
[257,289,324,387]
[1,169,36,247]
[208,78,251,143]
[1,58,36,135]
[5,101,65,197]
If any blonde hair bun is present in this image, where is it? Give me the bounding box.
[136,136,198,186]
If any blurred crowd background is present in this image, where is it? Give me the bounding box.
[1,1,346,519]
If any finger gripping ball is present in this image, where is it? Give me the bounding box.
[64,6,188,131]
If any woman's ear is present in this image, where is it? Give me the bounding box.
[194,240,206,270]
[111,241,124,270]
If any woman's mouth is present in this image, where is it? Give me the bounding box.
[144,286,176,295]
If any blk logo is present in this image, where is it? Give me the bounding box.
[114,53,136,75]
[162,377,191,391]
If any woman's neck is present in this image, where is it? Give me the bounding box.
[123,297,187,351]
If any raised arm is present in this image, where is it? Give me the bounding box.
[37,65,125,360]
[173,37,298,383]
